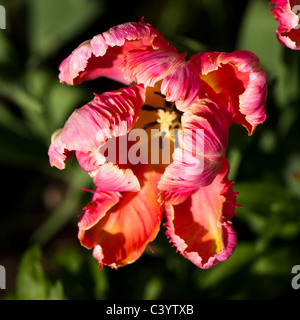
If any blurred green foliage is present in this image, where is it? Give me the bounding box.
[1,0,300,300]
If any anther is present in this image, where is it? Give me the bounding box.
[143,121,158,130]
[142,104,166,111]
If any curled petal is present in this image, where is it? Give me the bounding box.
[93,163,140,192]
[59,20,162,85]
[79,169,163,269]
[190,50,267,135]
[158,99,229,204]
[76,150,106,173]
[121,49,184,87]
[158,150,222,205]
[160,62,200,111]
[164,158,238,269]
[270,0,300,49]
[122,49,200,110]
[181,99,229,159]
[48,85,145,170]
[48,129,74,170]
[78,191,120,232]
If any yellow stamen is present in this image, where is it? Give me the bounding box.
[157,109,177,132]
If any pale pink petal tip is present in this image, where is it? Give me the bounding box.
[48,84,145,173]
[58,20,160,85]
[93,163,140,192]
[270,0,300,50]
[48,129,73,170]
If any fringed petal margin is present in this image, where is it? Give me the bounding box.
[164,158,238,269]
[48,84,145,172]
[190,50,267,135]
[48,129,74,170]
[59,19,161,85]
[78,169,163,269]
[93,163,140,192]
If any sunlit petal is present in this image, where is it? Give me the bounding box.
[48,85,145,171]
[164,158,238,269]
[79,169,162,269]
[270,0,300,50]
[190,50,267,135]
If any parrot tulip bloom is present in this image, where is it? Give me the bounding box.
[270,0,300,49]
[48,19,267,269]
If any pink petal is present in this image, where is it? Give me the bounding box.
[93,163,140,192]
[122,48,201,110]
[48,85,145,171]
[190,50,267,135]
[48,129,74,170]
[181,98,229,159]
[270,0,300,50]
[121,49,185,87]
[59,20,161,85]
[78,191,120,232]
[164,158,238,269]
[160,61,201,111]
[158,150,222,205]
[158,98,229,205]
[75,150,106,173]
[78,169,163,269]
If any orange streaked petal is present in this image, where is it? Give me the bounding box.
[164,158,238,269]
[190,50,267,135]
[79,169,163,269]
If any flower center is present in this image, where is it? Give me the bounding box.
[141,87,183,148]
[157,109,177,132]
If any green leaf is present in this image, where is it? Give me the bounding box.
[54,245,83,275]
[0,32,13,64]
[143,277,163,300]
[15,245,48,300]
[88,257,108,300]
[250,246,299,276]
[47,83,87,130]
[24,68,88,131]
[235,180,300,248]
[28,0,106,59]
[15,245,66,300]
[227,147,242,181]
[47,281,65,300]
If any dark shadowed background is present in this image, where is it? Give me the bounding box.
[1,0,300,300]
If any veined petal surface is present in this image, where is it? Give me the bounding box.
[79,168,163,269]
[190,50,267,135]
[164,158,238,269]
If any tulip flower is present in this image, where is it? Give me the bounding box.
[48,19,267,269]
[270,0,300,49]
